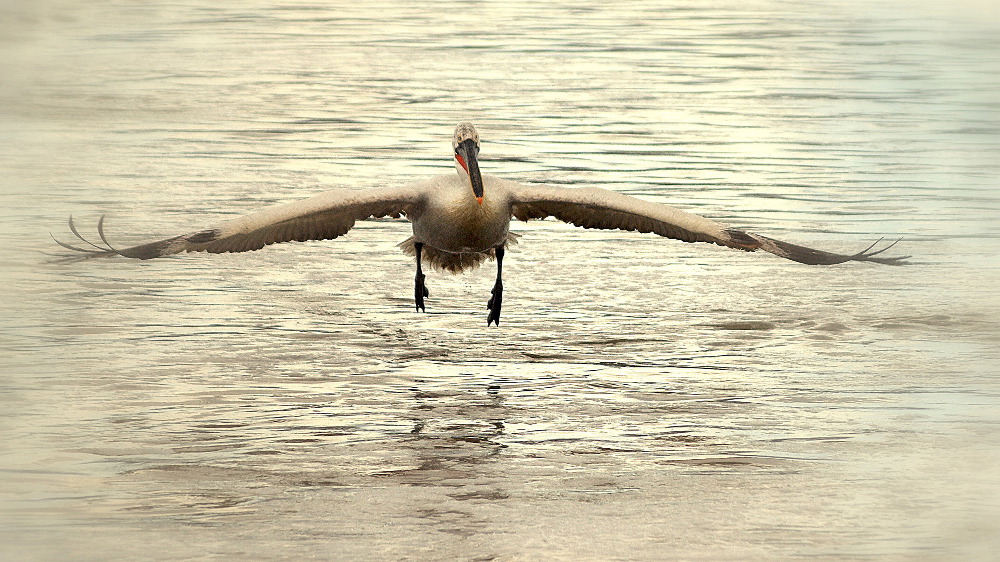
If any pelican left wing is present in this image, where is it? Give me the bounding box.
[505,182,730,245]
[56,184,426,259]
[503,181,908,265]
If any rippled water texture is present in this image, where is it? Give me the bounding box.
[2,1,999,559]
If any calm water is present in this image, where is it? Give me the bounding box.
[2,1,999,559]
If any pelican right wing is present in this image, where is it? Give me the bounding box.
[56,183,428,260]
[503,181,908,265]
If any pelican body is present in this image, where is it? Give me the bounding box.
[57,123,907,326]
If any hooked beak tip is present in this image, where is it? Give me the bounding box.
[476,196,483,206]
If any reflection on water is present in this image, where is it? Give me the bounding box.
[2,0,1000,559]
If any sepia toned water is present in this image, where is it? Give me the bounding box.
[2,1,999,559]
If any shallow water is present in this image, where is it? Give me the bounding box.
[2,1,999,559]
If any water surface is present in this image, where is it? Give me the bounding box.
[2,1,999,559]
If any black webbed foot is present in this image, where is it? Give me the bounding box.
[415,272,429,312]
[486,280,503,326]
[486,244,505,326]
[413,242,429,313]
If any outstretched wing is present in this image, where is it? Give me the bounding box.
[55,184,427,260]
[503,181,908,265]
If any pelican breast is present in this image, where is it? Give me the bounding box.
[412,174,511,254]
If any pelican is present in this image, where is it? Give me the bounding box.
[56,122,908,325]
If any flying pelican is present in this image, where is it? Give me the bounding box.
[56,122,908,325]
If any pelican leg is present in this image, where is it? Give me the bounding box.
[414,242,429,312]
[487,245,504,326]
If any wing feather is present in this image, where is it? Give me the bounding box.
[504,181,908,265]
[57,184,426,260]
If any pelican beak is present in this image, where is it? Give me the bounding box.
[456,138,484,205]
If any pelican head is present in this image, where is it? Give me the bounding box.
[453,122,483,205]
